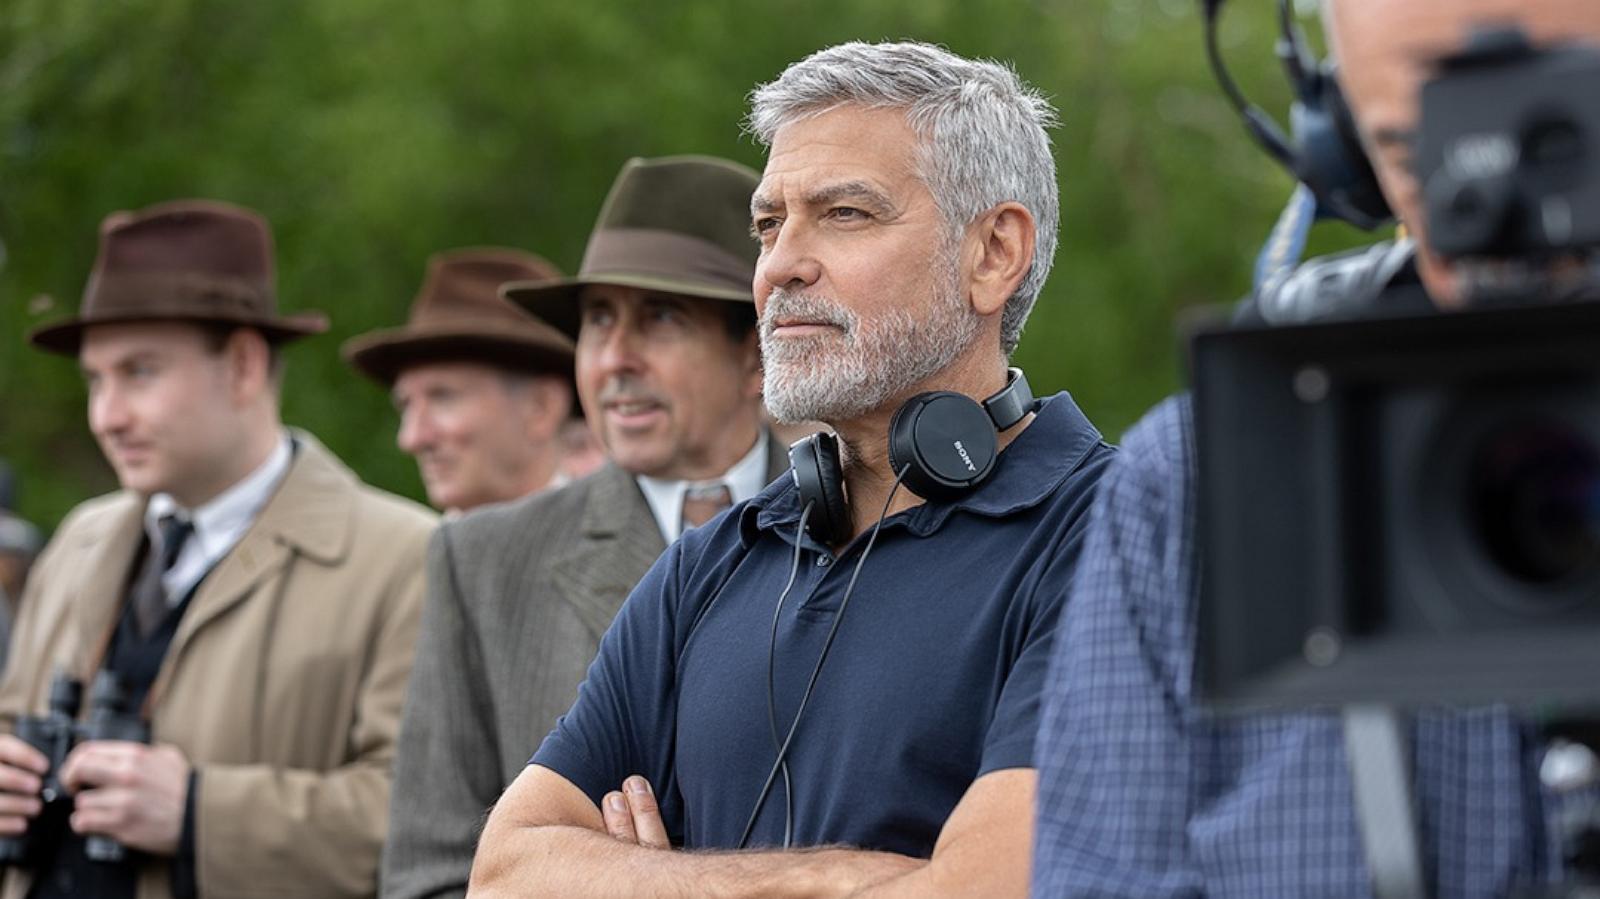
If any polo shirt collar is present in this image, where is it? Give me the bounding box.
[744,391,1104,547]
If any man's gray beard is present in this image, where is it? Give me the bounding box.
[760,269,981,424]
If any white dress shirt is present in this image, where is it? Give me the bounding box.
[636,431,771,544]
[144,433,293,605]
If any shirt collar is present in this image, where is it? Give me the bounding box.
[145,432,294,561]
[747,392,1106,545]
[636,429,770,543]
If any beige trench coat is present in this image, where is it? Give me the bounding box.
[0,434,436,899]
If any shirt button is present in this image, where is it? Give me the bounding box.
[816,555,832,568]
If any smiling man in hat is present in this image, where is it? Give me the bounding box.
[343,248,583,514]
[381,155,786,899]
[0,199,436,899]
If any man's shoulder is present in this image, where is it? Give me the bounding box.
[348,481,438,543]
[444,460,643,566]
[1115,394,1195,486]
[53,489,142,536]
[293,434,438,543]
[453,468,609,541]
[33,490,141,560]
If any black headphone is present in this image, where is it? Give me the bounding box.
[787,368,1038,545]
[1201,0,1392,230]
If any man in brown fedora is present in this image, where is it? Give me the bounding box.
[382,155,786,899]
[0,199,436,899]
[343,248,586,514]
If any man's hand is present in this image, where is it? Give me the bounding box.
[59,741,189,855]
[600,775,671,849]
[0,735,47,836]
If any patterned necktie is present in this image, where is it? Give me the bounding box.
[131,514,193,637]
[680,483,733,531]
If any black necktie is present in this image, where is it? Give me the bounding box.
[131,514,193,637]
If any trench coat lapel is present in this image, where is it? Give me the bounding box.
[154,436,354,701]
[71,497,147,680]
[548,464,666,639]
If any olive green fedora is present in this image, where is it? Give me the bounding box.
[501,155,759,339]
[342,247,574,386]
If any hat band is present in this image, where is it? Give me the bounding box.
[82,270,273,322]
[579,227,752,296]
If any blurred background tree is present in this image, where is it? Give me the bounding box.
[0,0,1374,530]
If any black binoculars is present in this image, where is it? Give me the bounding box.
[0,671,149,868]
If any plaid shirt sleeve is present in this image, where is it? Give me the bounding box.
[1031,396,1552,899]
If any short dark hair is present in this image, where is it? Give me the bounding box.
[198,323,283,377]
[718,300,757,341]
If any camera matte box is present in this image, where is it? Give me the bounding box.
[1193,301,1600,713]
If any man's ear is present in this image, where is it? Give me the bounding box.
[227,329,273,405]
[966,202,1036,318]
[520,376,571,443]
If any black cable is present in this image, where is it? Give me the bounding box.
[736,464,910,850]
[764,501,813,849]
[1201,0,1296,170]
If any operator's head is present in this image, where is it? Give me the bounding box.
[747,41,1057,427]
[1324,0,1600,306]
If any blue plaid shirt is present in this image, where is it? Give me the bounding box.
[1031,395,1559,899]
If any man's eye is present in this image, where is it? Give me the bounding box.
[752,217,781,238]
[581,307,614,328]
[828,207,868,222]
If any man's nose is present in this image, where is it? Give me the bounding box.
[757,222,823,301]
[397,405,434,453]
[88,381,129,437]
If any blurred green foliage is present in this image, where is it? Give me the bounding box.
[0,0,1375,531]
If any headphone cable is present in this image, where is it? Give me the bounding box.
[764,501,813,848]
[737,464,910,850]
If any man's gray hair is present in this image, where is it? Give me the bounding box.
[747,40,1059,355]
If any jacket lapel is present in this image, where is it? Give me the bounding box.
[547,430,789,638]
[71,496,147,680]
[154,434,355,700]
[549,464,666,639]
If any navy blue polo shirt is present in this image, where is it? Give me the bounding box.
[532,392,1115,856]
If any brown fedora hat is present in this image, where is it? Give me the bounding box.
[29,199,328,356]
[501,155,759,339]
[342,247,575,385]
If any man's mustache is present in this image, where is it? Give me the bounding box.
[760,290,855,340]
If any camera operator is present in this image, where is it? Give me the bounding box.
[1031,2,1600,897]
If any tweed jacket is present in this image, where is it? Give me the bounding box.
[381,440,788,899]
[0,433,436,899]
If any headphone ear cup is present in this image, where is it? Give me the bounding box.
[788,432,852,546]
[1290,64,1392,229]
[889,392,998,502]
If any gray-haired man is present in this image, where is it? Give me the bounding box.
[470,41,1113,898]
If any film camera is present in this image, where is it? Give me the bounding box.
[1194,26,1600,712]
[0,671,149,868]
[1193,24,1600,896]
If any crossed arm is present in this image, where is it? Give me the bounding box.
[465,763,1036,899]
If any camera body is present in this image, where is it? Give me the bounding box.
[0,671,149,868]
[1419,28,1600,261]
[1193,28,1600,712]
